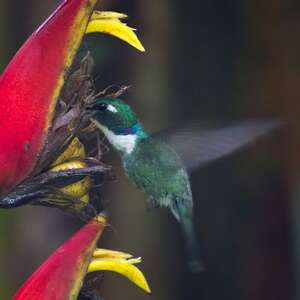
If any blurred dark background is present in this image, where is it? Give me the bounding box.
[0,0,299,299]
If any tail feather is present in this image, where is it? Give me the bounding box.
[181,212,205,272]
[173,202,205,272]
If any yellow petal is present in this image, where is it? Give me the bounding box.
[52,137,86,167]
[88,250,151,294]
[96,213,107,224]
[86,11,145,52]
[51,160,91,198]
[93,248,133,260]
[79,193,90,205]
[90,11,128,21]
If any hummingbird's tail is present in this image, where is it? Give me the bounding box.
[173,201,205,273]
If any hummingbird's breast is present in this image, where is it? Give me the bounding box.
[122,137,193,208]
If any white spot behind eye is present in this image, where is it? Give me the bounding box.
[107,104,118,113]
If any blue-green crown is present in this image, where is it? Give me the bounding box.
[90,97,143,135]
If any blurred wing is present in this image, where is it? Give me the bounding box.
[157,119,283,172]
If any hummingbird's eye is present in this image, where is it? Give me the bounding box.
[95,102,108,111]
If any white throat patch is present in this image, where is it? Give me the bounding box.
[93,121,137,154]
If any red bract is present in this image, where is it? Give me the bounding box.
[0,0,97,193]
[14,217,104,300]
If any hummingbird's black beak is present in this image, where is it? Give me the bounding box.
[84,103,98,118]
[85,103,95,111]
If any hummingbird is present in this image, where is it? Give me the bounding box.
[88,97,282,272]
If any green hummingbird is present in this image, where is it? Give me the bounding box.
[88,97,281,272]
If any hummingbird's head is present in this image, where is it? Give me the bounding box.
[88,98,146,154]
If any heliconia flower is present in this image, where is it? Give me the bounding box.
[14,214,150,300]
[0,0,144,195]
